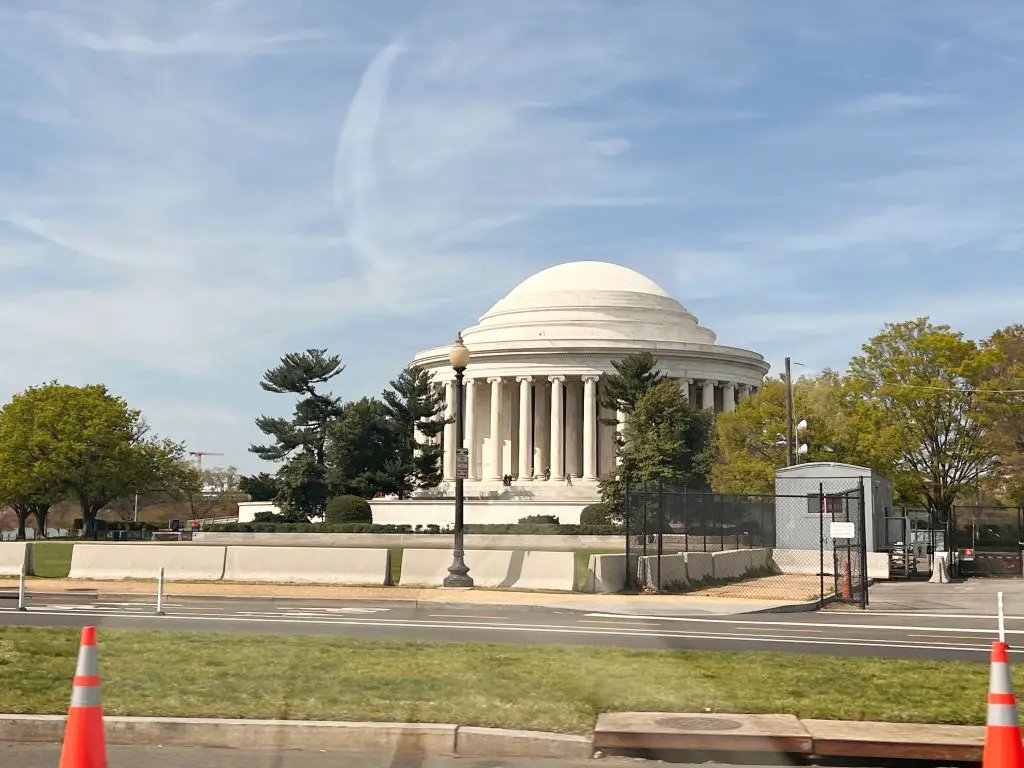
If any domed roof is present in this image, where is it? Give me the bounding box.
[500,261,671,308]
[461,260,716,348]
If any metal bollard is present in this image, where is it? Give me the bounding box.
[156,567,165,616]
[17,563,26,611]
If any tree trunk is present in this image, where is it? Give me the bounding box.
[32,505,50,539]
[13,506,29,541]
[83,505,102,540]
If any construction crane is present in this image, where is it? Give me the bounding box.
[189,451,224,473]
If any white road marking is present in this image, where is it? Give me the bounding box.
[849,611,1024,620]
[0,608,1004,655]
[582,612,1024,636]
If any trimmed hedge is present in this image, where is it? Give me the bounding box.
[325,495,373,524]
[579,503,614,526]
[202,522,621,535]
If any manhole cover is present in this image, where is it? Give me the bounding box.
[656,716,742,731]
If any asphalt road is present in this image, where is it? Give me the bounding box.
[0,591,1018,661]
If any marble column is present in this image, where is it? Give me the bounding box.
[549,375,565,479]
[565,379,581,477]
[738,384,751,402]
[533,381,549,478]
[443,380,456,480]
[702,380,717,412]
[517,376,532,480]
[464,379,477,479]
[723,382,736,412]
[582,375,598,481]
[488,377,503,480]
[679,378,692,401]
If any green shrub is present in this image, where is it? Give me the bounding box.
[325,495,373,524]
[579,503,613,526]
[517,514,559,526]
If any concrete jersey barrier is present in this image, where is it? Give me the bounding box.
[399,548,576,590]
[223,546,390,585]
[193,531,623,551]
[0,542,31,577]
[68,543,227,581]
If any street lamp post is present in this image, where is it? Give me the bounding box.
[443,332,473,588]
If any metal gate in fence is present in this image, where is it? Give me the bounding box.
[950,505,1024,577]
[824,480,868,608]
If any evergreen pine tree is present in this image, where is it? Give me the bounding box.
[382,365,449,498]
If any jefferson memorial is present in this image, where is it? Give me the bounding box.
[370,260,770,526]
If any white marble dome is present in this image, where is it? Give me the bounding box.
[467,260,717,348]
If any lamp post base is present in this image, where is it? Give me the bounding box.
[442,555,474,588]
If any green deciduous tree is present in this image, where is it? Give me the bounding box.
[980,324,1024,505]
[381,365,448,497]
[0,383,194,537]
[711,379,788,495]
[848,317,999,519]
[711,371,910,499]
[325,398,399,499]
[0,389,67,539]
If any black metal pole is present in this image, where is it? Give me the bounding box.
[785,357,795,467]
[819,483,825,606]
[443,367,473,587]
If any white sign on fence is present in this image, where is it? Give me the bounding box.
[830,521,855,540]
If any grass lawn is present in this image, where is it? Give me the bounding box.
[0,627,992,733]
[28,542,73,578]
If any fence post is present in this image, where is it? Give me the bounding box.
[702,499,707,553]
[682,487,688,552]
[819,483,825,606]
[656,479,664,591]
[859,477,869,608]
[624,474,632,591]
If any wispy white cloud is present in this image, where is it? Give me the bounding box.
[834,92,957,116]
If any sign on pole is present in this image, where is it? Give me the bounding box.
[829,521,855,540]
[455,448,469,480]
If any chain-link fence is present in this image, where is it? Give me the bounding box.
[624,477,869,607]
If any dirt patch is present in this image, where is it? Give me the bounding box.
[685,574,827,602]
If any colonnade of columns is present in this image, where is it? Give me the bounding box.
[440,375,756,484]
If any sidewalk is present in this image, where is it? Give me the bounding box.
[0,577,802,616]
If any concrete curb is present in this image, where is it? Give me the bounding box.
[0,715,593,759]
[748,597,822,614]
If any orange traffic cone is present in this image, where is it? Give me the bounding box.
[983,641,1024,768]
[59,626,107,768]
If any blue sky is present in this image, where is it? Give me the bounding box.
[1,1,1021,475]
